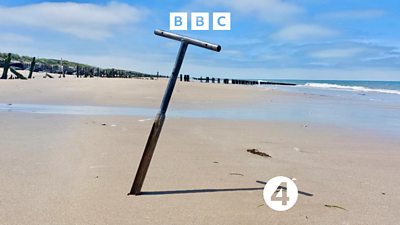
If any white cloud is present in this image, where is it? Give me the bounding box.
[320,9,386,20]
[310,48,365,59]
[0,2,147,40]
[0,33,33,43]
[205,0,302,24]
[270,24,338,42]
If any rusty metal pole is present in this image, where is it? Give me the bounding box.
[129,29,221,195]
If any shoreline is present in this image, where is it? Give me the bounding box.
[1,102,398,141]
[1,76,399,138]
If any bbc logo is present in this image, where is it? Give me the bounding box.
[170,12,231,31]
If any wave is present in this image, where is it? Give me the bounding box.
[302,83,400,95]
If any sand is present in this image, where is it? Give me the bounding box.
[0,74,399,224]
[0,71,268,108]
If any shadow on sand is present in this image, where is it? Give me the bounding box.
[136,180,313,196]
[141,187,263,196]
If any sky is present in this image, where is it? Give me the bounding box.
[0,0,399,81]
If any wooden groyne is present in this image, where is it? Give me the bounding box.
[181,75,296,86]
[0,52,296,86]
[0,52,166,80]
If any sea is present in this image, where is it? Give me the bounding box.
[257,79,400,137]
[1,79,399,138]
[265,79,400,95]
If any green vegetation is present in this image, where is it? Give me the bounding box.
[0,52,163,78]
[0,52,91,68]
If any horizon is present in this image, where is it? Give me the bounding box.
[0,0,399,81]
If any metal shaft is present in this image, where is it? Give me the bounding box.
[129,42,188,195]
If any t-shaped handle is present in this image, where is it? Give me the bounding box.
[154,29,221,52]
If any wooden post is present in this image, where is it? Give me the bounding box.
[10,67,27,80]
[1,53,11,79]
[28,57,36,79]
[76,65,80,78]
[61,58,65,78]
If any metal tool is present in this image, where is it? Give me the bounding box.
[129,29,221,195]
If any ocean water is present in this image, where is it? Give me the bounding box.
[264,80,400,101]
[268,80,400,94]
[0,80,399,138]
[259,79,400,137]
[263,79,400,103]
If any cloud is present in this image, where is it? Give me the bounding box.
[319,9,386,20]
[270,24,338,42]
[0,2,147,40]
[204,0,302,24]
[217,38,400,70]
[0,33,33,43]
[310,48,365,58]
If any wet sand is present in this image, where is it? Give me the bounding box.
[0,75,399,224]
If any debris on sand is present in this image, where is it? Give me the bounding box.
[247,149,271,158]
[101,123,107,126]
[43,73,54,78]
[324,204,347,211]
[229,173,244,176]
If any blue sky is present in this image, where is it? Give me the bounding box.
[0,0,399,80]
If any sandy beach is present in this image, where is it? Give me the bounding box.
[1,75,399,224]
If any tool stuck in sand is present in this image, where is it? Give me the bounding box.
[129,29,221,195]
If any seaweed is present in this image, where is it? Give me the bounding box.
[247,149,271,158]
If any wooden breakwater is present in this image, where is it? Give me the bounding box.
[0,52,166,80]
[0,52,296,86]
[179,74,296,86]
[1,53,29,80]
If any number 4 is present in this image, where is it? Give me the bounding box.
[271,182,289,206]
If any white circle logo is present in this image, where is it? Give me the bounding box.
[263,176,298,211]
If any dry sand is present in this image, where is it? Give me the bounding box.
[0,72,268,108]
[0,75,399,224]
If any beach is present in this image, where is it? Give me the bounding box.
[1,75,399,224]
